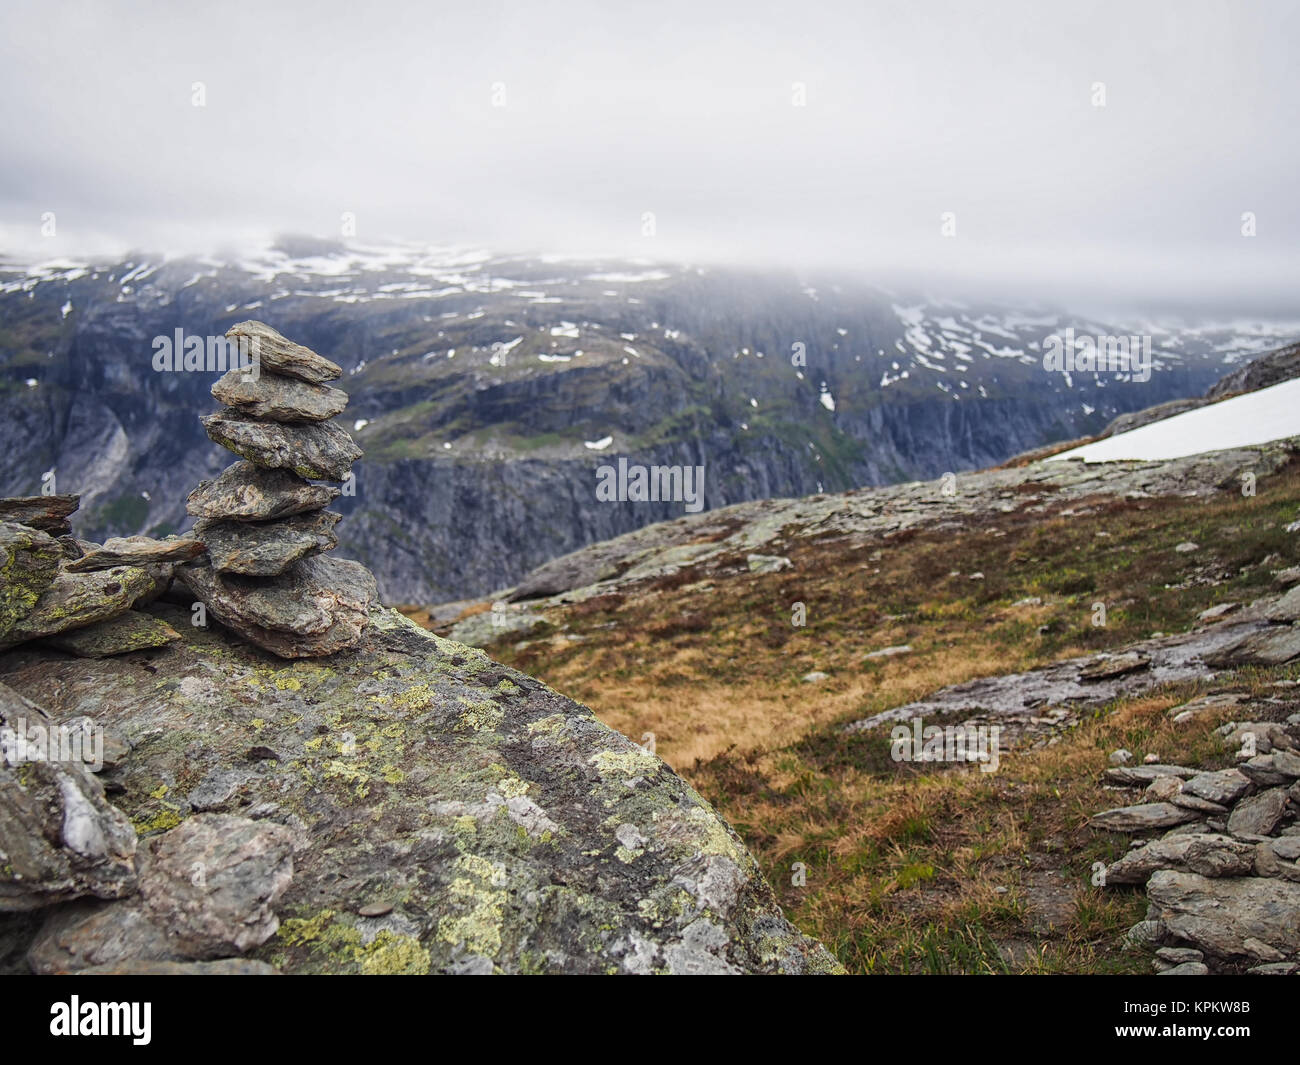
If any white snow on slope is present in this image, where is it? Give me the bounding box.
[1049,376,1300,463]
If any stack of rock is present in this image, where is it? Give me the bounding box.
[177,321,376,659]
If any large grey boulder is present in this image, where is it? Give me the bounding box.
[0,606,841,974]
[1091,803,1203,833]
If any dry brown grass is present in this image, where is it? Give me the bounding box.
[421,456,1300,972]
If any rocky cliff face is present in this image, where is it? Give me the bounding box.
[0,604,840,974]
[3,240,1293,602]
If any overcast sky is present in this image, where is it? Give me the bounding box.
[2,0,1297,308]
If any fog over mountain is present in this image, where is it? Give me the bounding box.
[2,0,1299,310]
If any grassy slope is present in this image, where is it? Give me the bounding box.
[424,456,1300,973]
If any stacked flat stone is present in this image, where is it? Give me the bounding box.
[178,321,376,659]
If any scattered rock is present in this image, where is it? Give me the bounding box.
[1206,625,1300,667]
[1109,748,1133,766]
[801,671,829,683]
[1239,750,1300,787]
[27,814,294,972]
[1181,768,1252,806]
[864,645,912,659]
[1247,961,1299,974]
[1273,567,1300,588]
[1170,793,1229,814]
[186,461,341,522]
[1198,603,1240,621]
[1218,720,1294,754]
[1124,919,1167,948]
[1253,840,1300,882]
[1169,691,1250,723]
[1103,764,1198,786]
[1155,946,1204,965]
[745,554,791,574]
[1145,775,1182,801]
[1104,834,1254,884]
[1264,586,1300,622]
[1158,961,1208,975]
[0,758,137,911]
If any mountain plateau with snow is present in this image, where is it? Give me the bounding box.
[2,236,1296,601]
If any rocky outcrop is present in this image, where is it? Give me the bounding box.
[0,604,841,974]
[1088,691,1300,972]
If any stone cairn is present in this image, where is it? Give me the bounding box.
[177,321,376,658]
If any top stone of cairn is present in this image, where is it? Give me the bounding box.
[227,321,343,384]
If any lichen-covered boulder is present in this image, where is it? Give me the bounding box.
[0,605,841,974]
[0,521,62,639]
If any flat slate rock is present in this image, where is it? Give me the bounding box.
[43,611,182,658]
[178,555,376,658]
[1106,834,1255,884]
[0,521,62,638]
[1079,651,1151,681]
[187,461,339,521]
[1148,869,1300,960]
[0,495,80,536]
[195,510,341,576]
[1090,802,1203,833]
[1240,750,1300,786]
[202,411,361,481]
[66,534,204,572]
[226,321,342,384]
[1227,787,1292,837]
[211,367,349,423]
[1103,764,1199,786]
[1205,624,1300,667]
[0,567,155,651]
[1264,586,1300,623]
